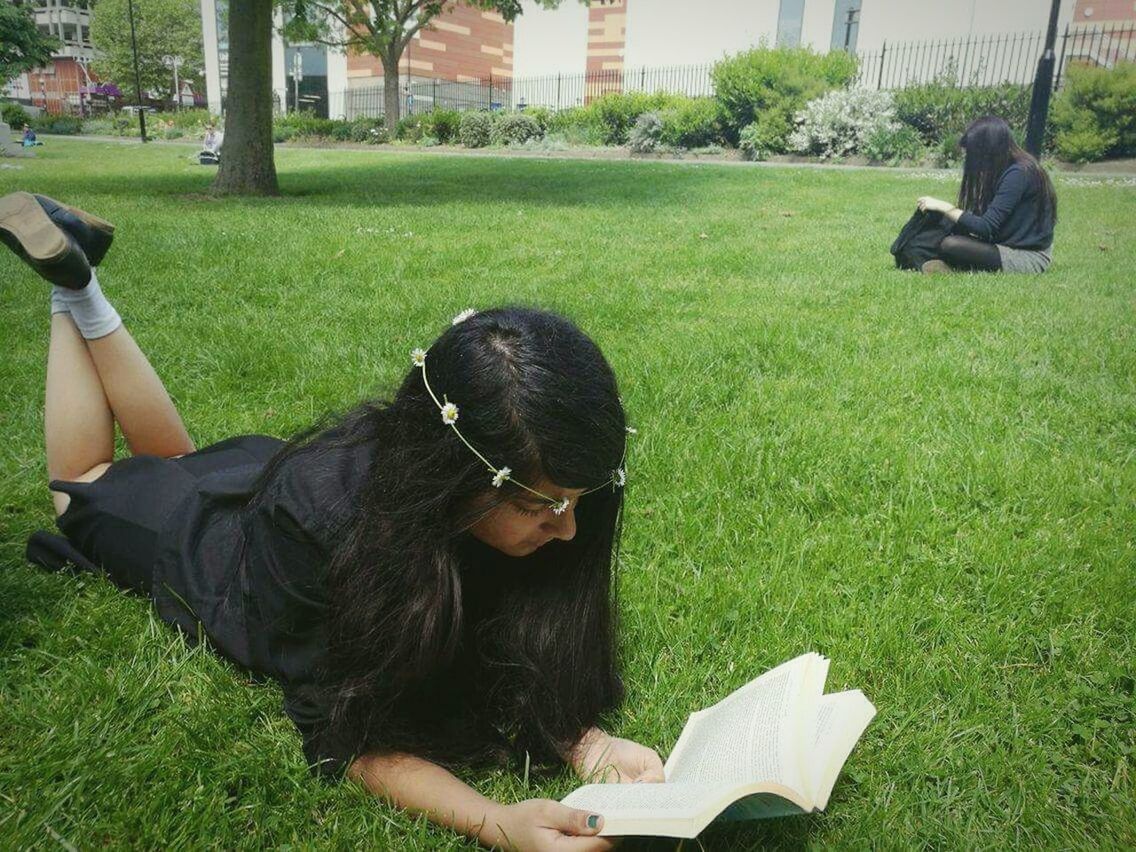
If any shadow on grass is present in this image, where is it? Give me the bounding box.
[24,152,724,213]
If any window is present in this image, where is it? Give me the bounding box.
[776,0,805,48]
[831,0,862,52]
[81,25,90,44]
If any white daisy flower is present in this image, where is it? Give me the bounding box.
[626,426,638,435]
[491,467,511,488]
[552,496,570,516]
[613,467,626,487]
[452,308,477,325]
[411,348,427,367]
[441,402,459,424]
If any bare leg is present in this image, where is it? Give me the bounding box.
[46,315,195,516]
[46,314,115,515]
[86,326,195,459]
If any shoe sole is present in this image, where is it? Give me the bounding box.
[0,192,68,262]
[35,194,115,266]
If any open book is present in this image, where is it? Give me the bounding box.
[561,652,875,838]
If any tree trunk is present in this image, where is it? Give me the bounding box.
[212,0,278,196]
[382,52,401,135]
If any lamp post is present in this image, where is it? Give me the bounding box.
[126,0,147,141]
[1025,0,1062,157]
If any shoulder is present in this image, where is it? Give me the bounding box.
[263,436,376,544]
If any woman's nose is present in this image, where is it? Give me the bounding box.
[545,507,577,542]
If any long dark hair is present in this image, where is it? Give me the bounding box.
[957,115,1057,222]
[260,307,627,769]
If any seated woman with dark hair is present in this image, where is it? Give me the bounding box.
[916,115,1057,275]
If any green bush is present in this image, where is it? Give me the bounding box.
[738,111,792,161]
[893,79,1031,146]
[459,111,494,148]
[711,46,859,147]
[547,106,602,144]
[2,102,31,128]
[275,111,339,139]
[629,111,663,153]
[345,117,385,143]
[330,121,354,141]
[490,112,542,146]
[862,123,926,164]
[30,115,83,135]
[419,108,460,144]
[1051,62,1136,162]
[521,105,553,134]
[396,114,424,142]
[659,97,721,148]
[581,90,684,145]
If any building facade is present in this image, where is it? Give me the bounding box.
[199,0,1134,119]
[3,0,97,114]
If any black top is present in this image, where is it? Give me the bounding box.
[956,162,1055,250]
[151,433,374,776]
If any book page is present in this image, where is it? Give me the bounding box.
[664,654,814,795]
[808,689,877,810]
[562,781,731,818]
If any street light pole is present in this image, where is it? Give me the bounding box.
[126,0,147,141]
[1024,0,1062,157]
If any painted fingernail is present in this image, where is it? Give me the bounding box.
[587,815,600,830]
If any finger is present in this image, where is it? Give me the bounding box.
[547,803,604,836]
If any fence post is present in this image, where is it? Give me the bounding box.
[488,73,493,110]
[877,40,886,89]
[556,73,561,110]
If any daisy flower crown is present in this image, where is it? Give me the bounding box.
[411,309,630,515]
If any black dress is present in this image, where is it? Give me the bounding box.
[27,432,375,777]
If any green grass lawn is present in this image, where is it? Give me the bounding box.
[1,139,1134,849]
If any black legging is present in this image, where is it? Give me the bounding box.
[937,235,1002,272]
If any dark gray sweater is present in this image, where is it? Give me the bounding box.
[957,163,1055,250]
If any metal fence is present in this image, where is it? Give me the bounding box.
[854,22,1136,90]
[327,23,1134,122]
[340,63,715,120]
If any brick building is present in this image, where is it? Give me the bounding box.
[3,0,97,115]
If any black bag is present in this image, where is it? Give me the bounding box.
[890,208,954,270]
[198,150,220,166]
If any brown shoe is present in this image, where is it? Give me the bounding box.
[0,191,91,289]
[921,259,952,275]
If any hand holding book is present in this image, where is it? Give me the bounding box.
[561,653,876,839]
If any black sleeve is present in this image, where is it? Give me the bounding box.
[957,165,1028,242]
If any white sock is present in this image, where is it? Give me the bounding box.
[50,269,122,340]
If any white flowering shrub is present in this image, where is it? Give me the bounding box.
[787,88,901,160]
[629,111,663,153]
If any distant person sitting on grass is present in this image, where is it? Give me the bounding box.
[915,115,1057,275]
[22,124,43,147]
[0,191,658,851]
[200,123,221,165]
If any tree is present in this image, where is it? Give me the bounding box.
[212,0,279,195]
[214,0,580,196]
[0,2,59,87]
[90,0,204,104]
[287,1,561,134]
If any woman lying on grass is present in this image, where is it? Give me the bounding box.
[1,191,662,851]
[916,115,1057,275]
